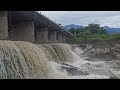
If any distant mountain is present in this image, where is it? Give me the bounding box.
[64,24,120,34]
[64,24,83,30]
[103,26,111,30]
[103,26,120,34]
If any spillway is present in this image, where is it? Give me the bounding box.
[0,40,54,79]
[0,41,113,79]
[36,44,75,63]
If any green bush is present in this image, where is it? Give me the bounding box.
[68,33,120,44]
[110,33,120,40]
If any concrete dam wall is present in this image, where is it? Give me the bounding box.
[0,11,74,44]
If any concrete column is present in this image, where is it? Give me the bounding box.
[0,11,8,39]
[35,27,48,44]
[42,27,48,43]
[35,28,42,43]
[13,21,35,43]
[57,32,62,43]
[49,30,57,43]
[62,35,66,43]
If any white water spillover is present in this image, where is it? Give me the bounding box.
[0,41,54,79]
[36,44,75,63]
[37,44,112,79]
[0,41,113,79]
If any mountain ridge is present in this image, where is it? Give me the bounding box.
[64,24,83,30]
[64,24,120,34]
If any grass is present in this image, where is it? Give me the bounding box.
[68,33,120,44]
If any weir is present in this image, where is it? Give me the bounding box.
[0,40,76,79]
[36,44,75,63]
[0,41,56,79]
[0,40,114,79]
[0,11,117,79]
[0,11,76,78]
[0,11,74,44]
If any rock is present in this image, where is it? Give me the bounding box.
[60,63,89,76]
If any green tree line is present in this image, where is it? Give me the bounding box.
[68,23,107,35]
[68,23,120,43]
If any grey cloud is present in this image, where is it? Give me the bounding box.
[39,11,120,27]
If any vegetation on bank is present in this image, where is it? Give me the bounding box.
[68,23,120,44]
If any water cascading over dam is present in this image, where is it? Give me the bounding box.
[0,40,79,79]
[0,40,112,79]
[0,40,56,79]
[36,44,75,63]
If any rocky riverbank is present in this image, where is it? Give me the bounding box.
[68,40,120,79]
[79,40,120,61]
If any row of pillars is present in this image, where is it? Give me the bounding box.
[0,11,70,43]
[35,27,69,44]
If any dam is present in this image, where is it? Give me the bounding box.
[0,11,74,44]
[0,11,78,79]
[0,11,115,79]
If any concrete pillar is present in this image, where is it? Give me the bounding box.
[35,28,42,43]
[57,32,62,43]
[0,11,8,39]
[62,35,66,43]
[48,30,57,43]
[42,27,48,43]
[35,27,48,44]
[13,21,35,43]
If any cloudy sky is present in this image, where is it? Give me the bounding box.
[39,11,120,28]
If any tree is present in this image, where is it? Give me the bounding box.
[84,23,107,35]
[68,23,107,35]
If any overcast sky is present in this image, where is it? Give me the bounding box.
[39,11,120,28]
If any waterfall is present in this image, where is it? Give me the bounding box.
[0,41,112,79]
[36,44,111,79]
[0,40,55,79]
[36,44,75,63]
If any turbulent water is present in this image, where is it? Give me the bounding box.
[0,40,119,79]
[0,40,54,79]
[36,44,75,63]
[36,43,114,79]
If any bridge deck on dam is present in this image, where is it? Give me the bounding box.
[0,11,74,44]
